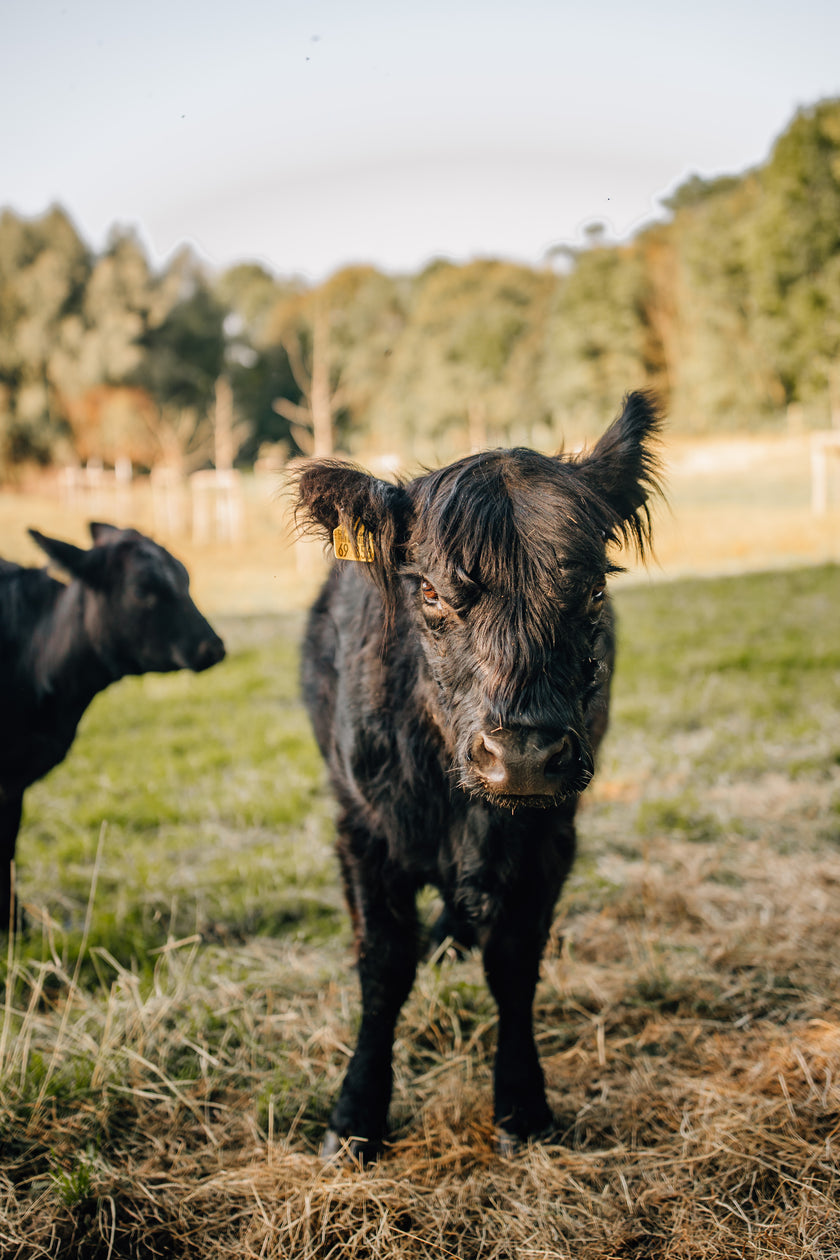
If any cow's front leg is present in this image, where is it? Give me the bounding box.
[481,913,554,1148]
[479,822,575,1151]
[323,842,418,1162]
[0,791,23,934]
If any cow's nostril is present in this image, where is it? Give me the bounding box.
[544,753,567,777]
[470,732,507,781]
[543,736,574,779]
[193,637,226,671]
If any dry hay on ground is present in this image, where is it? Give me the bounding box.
[1,837,838,1259]
[2,1022,837,1258]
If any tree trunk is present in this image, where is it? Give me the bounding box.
[310,300,334,458]
[214,376,234,470]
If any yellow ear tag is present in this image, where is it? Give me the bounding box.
[333,520,375,563]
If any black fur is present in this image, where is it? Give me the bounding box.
[0,522,225,929]
[297,391,663,1159]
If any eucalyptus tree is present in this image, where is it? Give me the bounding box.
[0,205,90,468]
[745,98,840,414]
[365,259,553,462]
[268,266,408,458]
[537,232,655,443]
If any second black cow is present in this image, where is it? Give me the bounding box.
[296,391,663,1159]
[0,522,225,929]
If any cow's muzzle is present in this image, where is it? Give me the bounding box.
[467,725,592,804]
[190,634,226,671]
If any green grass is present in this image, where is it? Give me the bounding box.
[7,563,839,988]
[612,564,840,768]
[579,564,840,860]
[15,613,341,970]
[1,565,839,1259]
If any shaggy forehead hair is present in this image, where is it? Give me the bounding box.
[404,449,626,715]
[409,448,612,616]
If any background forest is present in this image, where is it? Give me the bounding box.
[2,97,840,481]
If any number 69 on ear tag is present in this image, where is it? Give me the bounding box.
[333,521,375,563]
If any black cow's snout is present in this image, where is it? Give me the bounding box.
[191,634,226,671]
[468,725,588,800]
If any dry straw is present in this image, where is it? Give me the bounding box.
[1,831,839,1258]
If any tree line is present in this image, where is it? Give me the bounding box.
[2,97,839,479]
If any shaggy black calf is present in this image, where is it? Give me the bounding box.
[296,391,663,1159]
[0,522,225,928]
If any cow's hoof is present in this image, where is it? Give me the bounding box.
[320,1129,379,1165]
[496,1120,557,1157]
[496,1127,521,1157]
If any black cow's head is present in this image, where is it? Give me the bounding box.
[29,523,226,677]
[297,392,662,809]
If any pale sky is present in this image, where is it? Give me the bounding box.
[3,0,840,282]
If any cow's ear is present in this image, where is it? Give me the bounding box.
[574,391,664,557]
[29,530,111,589]
[294,459,413,600]
[89,521,123,545]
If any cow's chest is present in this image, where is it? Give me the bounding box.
[1,694,82,792]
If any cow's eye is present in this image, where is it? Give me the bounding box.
[587,584,606,614]
[136,581,170,608]
[420,579,440,606]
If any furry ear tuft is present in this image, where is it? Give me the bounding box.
[89,521,124,546]
[29,529,112,589]
[293,459,413,607]
[575,391,664,558]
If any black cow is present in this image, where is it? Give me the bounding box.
[296,391,662,1159]
[0,522,225,929]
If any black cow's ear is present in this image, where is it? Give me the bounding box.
[575,391,664,557]
[294,459,413,602]
[29,530,111,589]
[29,530,88,576]
[89,521,123,545]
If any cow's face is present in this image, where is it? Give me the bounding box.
[29,524,226,676]
[403,469,607,805]
[402,448,618,807]
[296,391,662,809]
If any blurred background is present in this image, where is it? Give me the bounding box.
[2,0,840,607]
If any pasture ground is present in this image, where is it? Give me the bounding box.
[1,433,839,1258]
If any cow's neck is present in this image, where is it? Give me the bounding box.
[31,582,118,710]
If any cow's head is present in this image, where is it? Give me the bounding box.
[29,523,226,676]
[296,391,662,808]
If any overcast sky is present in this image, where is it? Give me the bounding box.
[3,0,840,281]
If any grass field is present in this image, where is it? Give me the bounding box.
[2,432,840,1258]
[1,545,839,1257]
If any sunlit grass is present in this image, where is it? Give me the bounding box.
[15,613,339,969]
